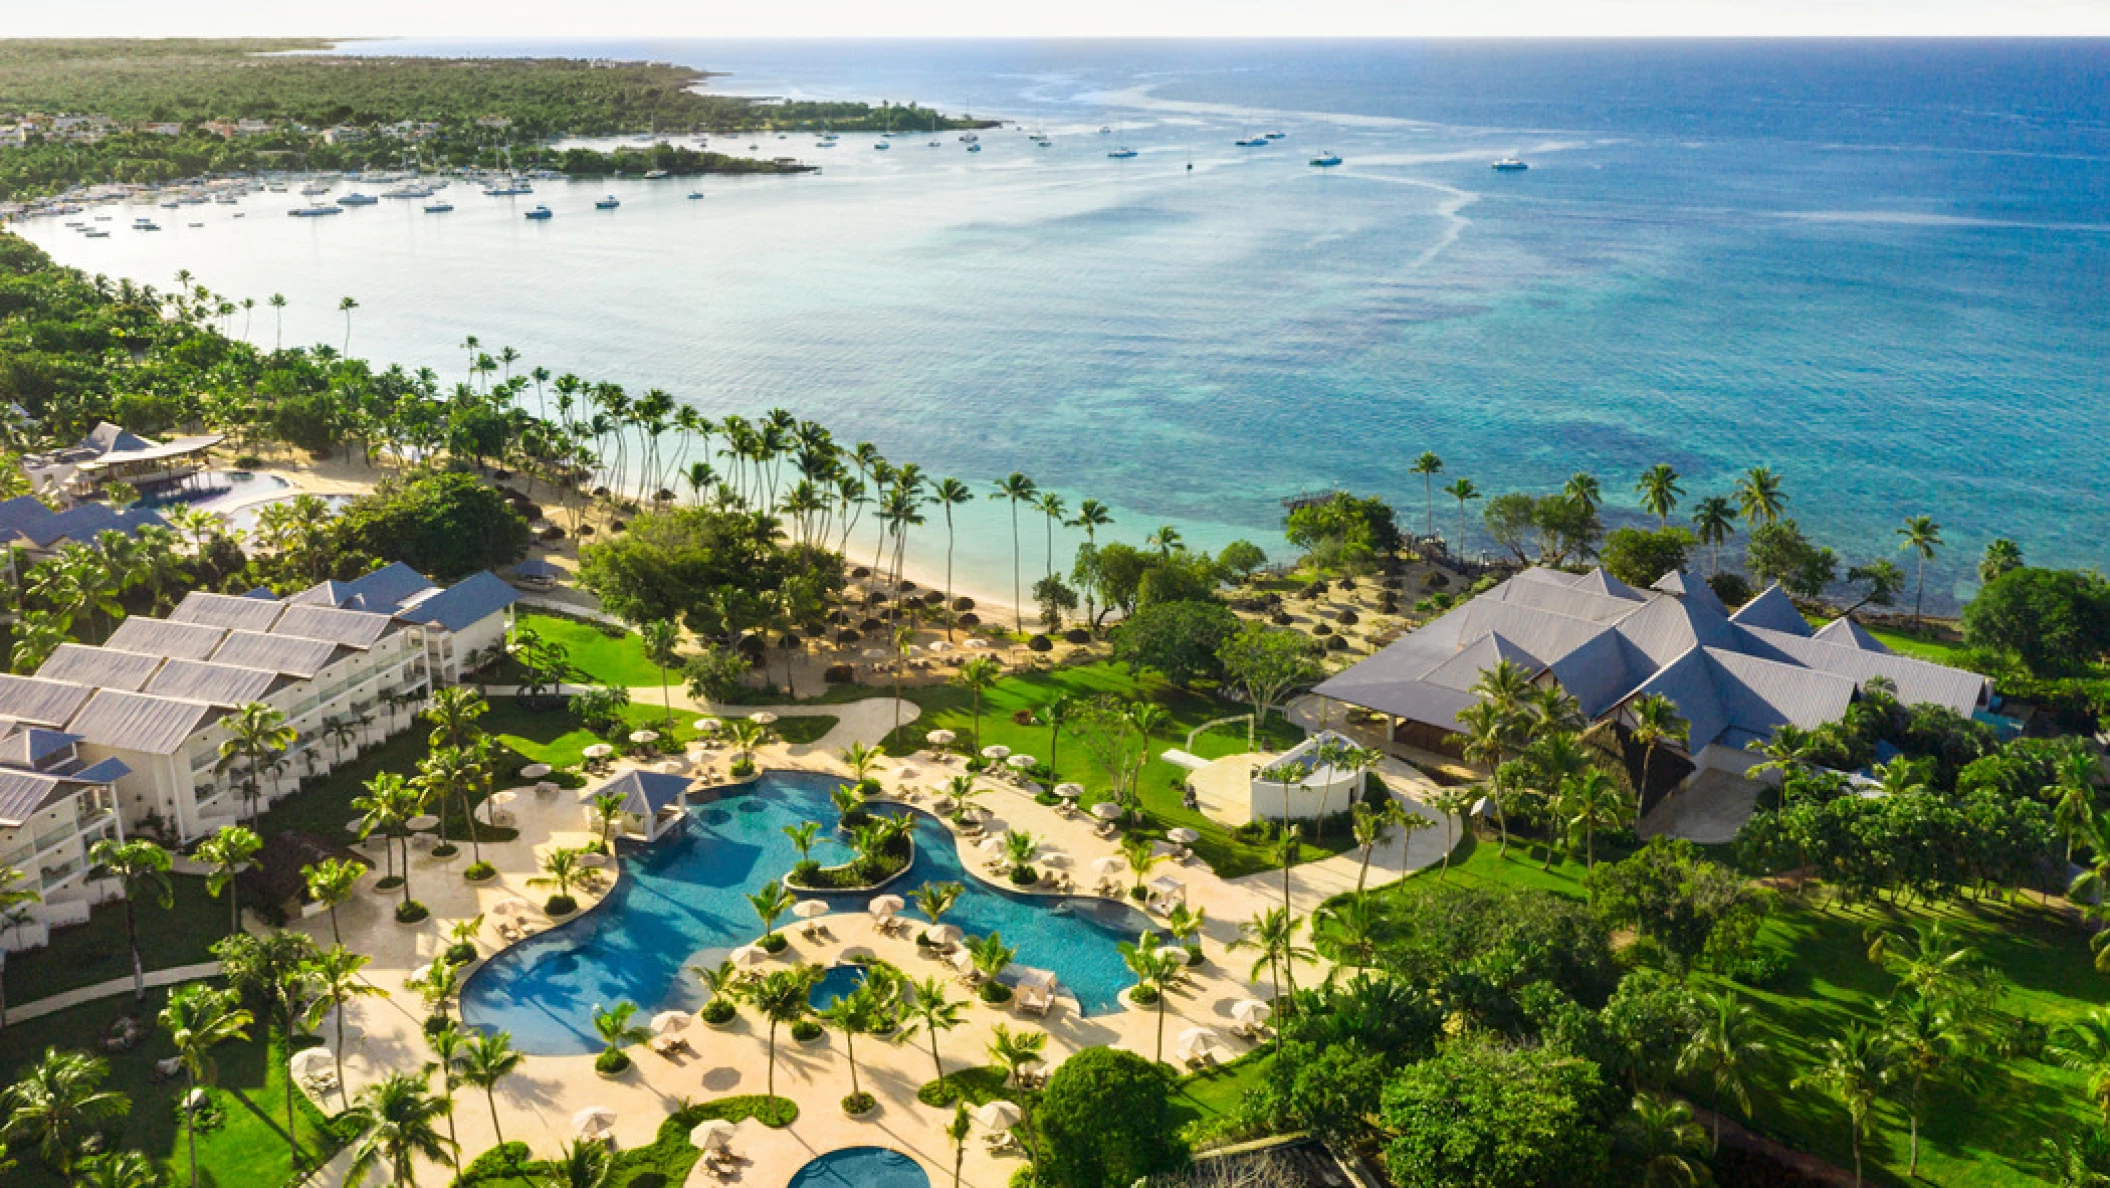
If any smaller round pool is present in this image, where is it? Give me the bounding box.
[789,1147,929,1188]
[808,964,868,1012]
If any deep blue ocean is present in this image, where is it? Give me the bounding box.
[26,40,2110,609]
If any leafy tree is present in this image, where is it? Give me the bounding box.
[336,471,529,581]
[1216,538,1268,581]
[1962,567,2110,678]
[213,929,319,1162]
[1110,598,1238,684]
[1286,492,1402,562]
[1380,1034,1615,1188]
[1585,839,1758,966]
[1038,1046,1189,1188]
[0,1049,130,1177]
[1032,573,1079,632]
[1217,622,1324,745]
[681,641,753,703]
[1745,518,1837,599]
[1600,969,1702,1091]
[1599,526,1694,590]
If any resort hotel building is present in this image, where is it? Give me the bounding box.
[0,563,520,947]
[1313,566,1993,797]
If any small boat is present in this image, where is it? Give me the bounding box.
[1234,136,1269,147]
[187,221,204,228]
[1492,158,1529,171]
[1263,130,1286,139]
[958,133,978,143]
[336,192,378,206]
[687,191,705,200]
[594,195,621,209]
[1107,147,1137,159]
[134,221,161,231]
[928,139,942,147]
[288,205,341,217]
[1098,125,1112,134]
[423,202,454,213]
[816,140,836,149]
[524,205,553,220]
[966,143,981,153]
[643,169,669,179]
[874,141,890,151]
[748,143,758,150]
[83,229,110,238]
[1310,152,1342,167]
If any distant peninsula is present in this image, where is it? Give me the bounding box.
[0,39,996,198]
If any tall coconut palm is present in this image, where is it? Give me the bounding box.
[268,292,286,350]
[989,473,1039,634]
[87,837,170,1004]
[1793,1023,1891,1188]
[1678,990,1769,1155]
[1035,491,1068,581]
[1560,768,1629,873]
[352,772,419,908]
[1636,464,1683,526]
[337,296,358,353]
[213,929,318,1163]
[77,1150,160,1188]
[900,975,965,1092]
[0,864,38,1026]
[342,1071,454,1188]
[1617,1093,1712,1188]
[1229,907,1314,1021]
[1980,537,2024,583]
[196,824,262,936]
[2049,1010,2110,1122]
[1564,471,1602,515]
[1625,693,1688,827]
[1410,452,1443,537]
[950,656,1003,751]
[1886,994,1968,1176]
[747,966,822,1098]
[216,702,296,825]
[1442,477,1479,552]
[1895,514,1943,630]
[930,477,973,636]
[2053,740,2101,867]
[1120,932,1185,1065]
[302,857,363,947]
[304,945,388,1095]
[0,1049,129,1177]
[1734,467,1786,527]
[452,1029,525,1148]
[160,983,253,1188]
[820,981,885,1107]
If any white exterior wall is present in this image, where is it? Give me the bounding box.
[1249,769,1365,821]
[0,783,122,950]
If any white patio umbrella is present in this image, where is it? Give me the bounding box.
[1090,856,1125,876]
[407,964,433,986]
[926,729,956,745]
[692,718,722,733]
[578,852,609,869]
[1039,851,1070,868]
[972,1100,1022,1131]
[689,1118,736,1151]
[730,944,769,968]
[1175,1027,1220,1061]
[572,1107,617,1141]
[288,1046,334,1080]
[926,923,963,946]
[862,648,890,659]
[1052,783,1084,800]
[1091,802,1123,822]
[949,948,978,974]
[749,711,779,725]
[1005,754,1037,770]
[650,1010,691,1035]
[980,745,1011,761]
[582,743,614,759]
[490,897,534,919]
[1166,827,1200,845]
[928,640,954,653]
[520,763,553,780]
[406,814,439,832]
[628,729,660,745]
[792,899,829,920]
[868,894,905,918]
[896,766,920,780]
[487,789,519,808]
[965,638,990,648]
[978,835,1010,855]
[1231,999,1272,1027]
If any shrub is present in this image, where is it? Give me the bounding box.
[445,941,477,965]
[430,842,459,860]
[701,998,737,1025]
[1064,628,1091,644]
[730,758,756,779]
[823,664,855,684]
[1129,983,1160,1006]
[395,900,430,924]
[759,931,789,954]
[1028,634,1053,652]
[1009,866,1038,887]
[791,1020,823,1042]
[465,861,496,882]
[979,981,1014,1005]
[376,875,405,892]
[842,1091,876,1115]
[595,1050,631,1075]
[1038,1047,1188,1188]
[545,894,577,916]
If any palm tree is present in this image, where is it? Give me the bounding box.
[0,864,38,1027]
[1793,1023,1892,1188]
[989,473,1039,634]
[1350,801,1400,894]
[589,1001,651,1069]
[1119,831,1163,900]
[302,857,364,947]
[1147,524,1183,556]
[1120,932,1185,1064]
[342,1071,455,1188]
[77,1150,161,1188]
[1625,694,1687,827]
[215,930,319,1164]
[529,846,588,909]
[0,1049,129,1177]
[1679,990,1769,1155]
[216,702,296,825]
[1036,490,1068,581]
[740,880,794,943]
[1565,471,1602,515]
[1980,537,2024,583]
[551,1139,611,1188]
[160,983,253,1188]
[910,880,963,938]
[1744,723,1820,782]
[1442,477,1479,552]
[2055,740,2102,870]
[1733,467,1786,527]
[1885,994,1968,1176]
[900,975,965,1092]
[87,837,170,1004]
[1410,452,1443,537]
[930,477,973,635]
[423,684,489,750]
[947,1102,973,1188]
[337,296,359,353]
[268,292,286,350]
[950,655,1003,750]
[1895,514,1943,630]
[747,965,822,1098]
[1636,464,1684,526]
[1229,907,1314,1016]
[196,825,261,937]
[986,1023,1049,1170]
[352,772,419,908]
[304,945,387,1094]
[1424,786,1478,879]
[1865,920,1983,1004]
[452,1030,525,1148]
[1618,1093,1713,1188]
[820,982,885,1107]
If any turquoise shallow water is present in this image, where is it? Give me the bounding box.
[459,770,1162,1055]
[788,1147,930,1188]
[21,40,2110,609]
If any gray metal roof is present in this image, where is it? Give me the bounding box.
[0,769,71,828]
[65,690,219,755]
[1728,585,1813,636]
[1652,569,1731,618]
[1737,625,1988,713]
[393,571,519,634]
[1812,617,1892,654]
[170,591,286,632]
[143,659,286,708]
[0,676,96,728]
[36,644,162,693]
[272,604,397,650]
[596,769,695,818]
[104,617,229,662]
[212,630,341,678]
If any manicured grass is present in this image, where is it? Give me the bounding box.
[1861,624,1974,667]
[502,612,668,687]
[1170,1048,1272,1128]
[868,662,1326,878]
[4,875,225,1005]
[917,1063,1013,1108]
[0,990,339,1188]
[771,715,838,746]
[455,1095,796,1188]
[1442,835,2106,1188]
[259,716,523,847]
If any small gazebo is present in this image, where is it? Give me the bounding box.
[587,769,695,841]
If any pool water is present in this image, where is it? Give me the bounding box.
[220,492,355,536]
[788,1147,930,1188]
[808,963,869,1012]
[137,469,290,510]
[461,770,1163,1054]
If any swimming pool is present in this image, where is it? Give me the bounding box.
[461,769,1163,1054]
[809,963,869,1012]
[137,469,290,511]
[220,492,355,536]
[788,1147,929,1188]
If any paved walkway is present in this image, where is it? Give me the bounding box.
[478,686,914,756]
[9,961,222,1024]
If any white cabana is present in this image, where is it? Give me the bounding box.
[1147,874,1187,910]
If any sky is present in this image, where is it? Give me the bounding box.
[14,0,2110,39]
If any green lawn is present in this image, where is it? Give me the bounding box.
[4,875,225,1004]
[1860,624,1974,667]
[498,613,667,688]
[0,990,340,1188]
[1440,837,2104,1188]
[866,662,1325,878]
